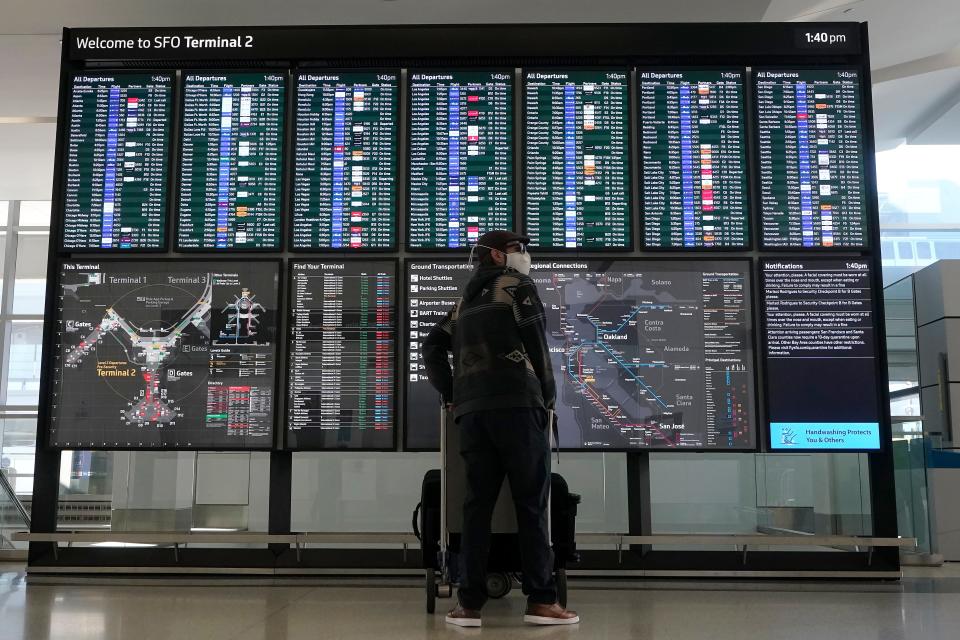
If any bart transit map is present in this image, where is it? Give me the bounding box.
[530,259,755,449]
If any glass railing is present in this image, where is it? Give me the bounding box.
[884,273,939,563]
[893,430,933,556]
[0,467,29,550]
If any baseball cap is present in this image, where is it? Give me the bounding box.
[475,230,530,252]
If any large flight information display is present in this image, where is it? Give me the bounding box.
[404,260,474,449]
[292,72,399,250]
[523,70,631,249]
[63,73,173,250]
[50,261,280,449]
[755,70,867,248]
[762,259,881,450]
[403,260,755,450]
[408,71,513,249]
[177,72,285,250]
[532,260,755,450]
[639,70,749,248]
[287,261,396,450]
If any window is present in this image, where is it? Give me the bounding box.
[877,144,960,284]
[0,201,50,498]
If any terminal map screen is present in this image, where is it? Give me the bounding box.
[50,260,280,449]
[292,72,399,250]
[403,260,755,450]
[177,72,285,250]
[287,261,396,450]
[639,70,749,248]
[762,259,881,450]
[404,260,474,449]
[523,70,631,249]
[63,72,173,250]
[532,260,755,450]
[407,71,513,249]
[755,70,867,248]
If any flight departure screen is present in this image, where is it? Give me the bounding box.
[287,261,396,450]
[177,72,285,250]
[523,70,631,249]
[62,72,173,250]
[292,72,399,250]
[533,260,755,450]
[755,70,867,248]
[639,70,749,248]
[407,71,513,249]
[403,260,755,450]
[762,259,881,450]
[50,260,280,449]
[404,260,474,449]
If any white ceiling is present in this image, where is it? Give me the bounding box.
[872,67,960,149]
[0,0,774,33]
[0,0,956,199]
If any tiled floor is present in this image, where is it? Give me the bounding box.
[3,563,960,639]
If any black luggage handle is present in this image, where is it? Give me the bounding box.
[412,502,422,541]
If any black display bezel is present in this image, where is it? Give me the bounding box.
[635,66,753,252]
[59,69,176,253]
[288,68,401,253]
[404,68,517,252]
[46,256,284,451]
[751,66,870,252]
[173,69,290,253]
[401,256,760,453]
[283,257,401,451]
[520,66,635,252]
[758,255,885,453]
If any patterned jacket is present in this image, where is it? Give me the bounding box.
[422,264,556,421]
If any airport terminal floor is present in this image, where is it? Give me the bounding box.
[2,564,960,640]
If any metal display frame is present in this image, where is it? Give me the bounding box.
[402,256,761,453]
[288,67,402,253]
[284,257,401,452]
[758,256,886,454]
[636,66,753,252]
[174,69,290,253]
[404,68,517,251]
[750,66,871,252]
[29,22,899,576]
[520,66,635,252]
[46,256,284,451]
[59,69,176,253]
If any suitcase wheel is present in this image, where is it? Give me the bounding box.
[486,572,513,599]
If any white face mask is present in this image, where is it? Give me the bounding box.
[506,250,532,275]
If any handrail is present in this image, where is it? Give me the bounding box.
[0,469,30,528]
[10,529,916,568]
[12,530,915,548]
[577,533,917,547]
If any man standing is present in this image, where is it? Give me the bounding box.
[422,230,580,627]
